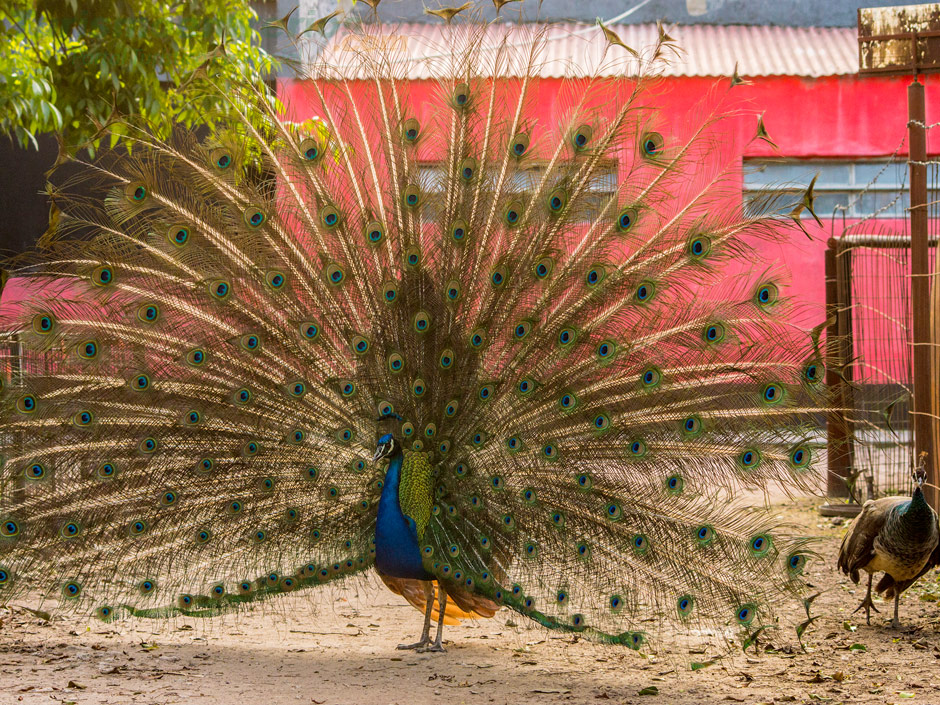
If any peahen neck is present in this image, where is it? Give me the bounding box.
[894,486,937,545]
[375,450,432,580]
[903,486,934,522]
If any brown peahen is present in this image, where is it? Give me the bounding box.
[838,464,940,627]
[0,8,828,654]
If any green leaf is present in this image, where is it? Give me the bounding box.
[638,686,659,696]
[690,659,719,670]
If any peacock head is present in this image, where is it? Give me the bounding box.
[912,465,928,487]
[373,433,399,462]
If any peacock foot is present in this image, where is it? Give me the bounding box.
[416,642,446,653]
[851,595,879,625]
[397,637,431,650]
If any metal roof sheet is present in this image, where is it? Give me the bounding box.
[313,22,858,79]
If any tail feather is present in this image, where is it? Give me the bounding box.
[0,15,827,650]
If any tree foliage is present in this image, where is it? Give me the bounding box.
[0,0,275,150]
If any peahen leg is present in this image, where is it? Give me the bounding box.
[419,584,447,653]
[891,593,901,629]
[852,573,879,625]
[397,581,434,650]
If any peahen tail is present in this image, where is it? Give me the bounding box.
[1,13,826,650]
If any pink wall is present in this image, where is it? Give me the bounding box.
[279,72,940,324]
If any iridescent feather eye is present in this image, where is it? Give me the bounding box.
[167,224,191,247]
[510,132,530,157]
[365,220,385,245]
[208,279,231,301]
[243,206,266,228]
[413,311,431,333]
[558,327,577,348]
[547,188,567,214]
[790,445,811,469]
[681,415,703,437]
[92,265,115,287]
[402,118,420,142]
[351,335,369,354]
[572,124,593,150]
[300,321,320,341]
[77,340,99,360]
[688,234,711,259]
[404,246,421,268]
[16,394,37,414]
[534,256,554,279]
[761,382,784,405]
[439,349,455,369]
[513,320,532,340]
[755,282,779,307]
[634,280,655,303]
[504,201,523,227]
[641,131,664,157]
[450,219,468,243]
[25,462,47,480]
[33,312,55,334]
[787,552,808,576]
[452,82,470,108]
[137,303,160,324]
[596,339,616,361]
[403,184,420,209]
[299,137,322,162]
[388,352,405,373]
[459,157,477,182]
[381,281,399,304]
[320,205,341,229]
[444,279,461,302]
[617,207,637,232]
[585,265,605,287]
[265,270,287,290]
[735,604,756,625]
[803,359,824,385]
[210,148,233,170]
[703,322,725,344]
[124,181,148,203]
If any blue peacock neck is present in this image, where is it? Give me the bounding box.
[375,450,432,580]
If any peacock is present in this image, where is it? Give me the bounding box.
[0,7,829,655]
[838,463,940,627]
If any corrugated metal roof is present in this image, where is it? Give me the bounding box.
[313,23,858,79]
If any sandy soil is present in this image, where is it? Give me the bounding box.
[1,498,939,705]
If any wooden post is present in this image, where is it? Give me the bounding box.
[826,240,852,497]
[909,79,938,510]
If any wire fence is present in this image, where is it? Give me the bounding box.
[829,131,940,502]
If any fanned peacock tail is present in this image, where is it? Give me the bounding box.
[0,13,827,651]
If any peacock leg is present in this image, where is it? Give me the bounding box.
[852,573,879,625]
[891,593,901,628]
[419,584,447,653]
[397,581,434,650]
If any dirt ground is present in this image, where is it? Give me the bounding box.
[1,497,939,705]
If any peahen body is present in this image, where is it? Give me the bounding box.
[0,9,828,654]
[838,467,940,627]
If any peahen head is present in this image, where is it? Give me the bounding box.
[373,433,400,462]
